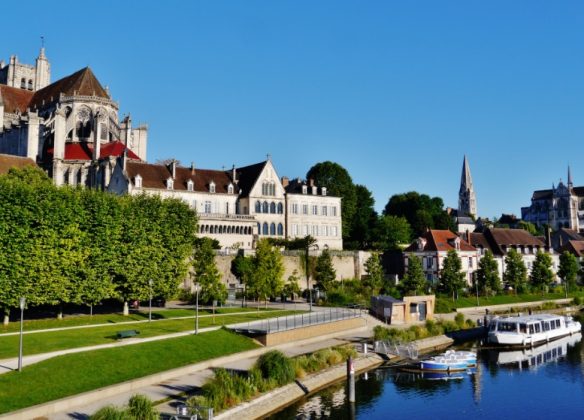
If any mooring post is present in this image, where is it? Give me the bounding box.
[363,341,368,355]
[347,355,356,403]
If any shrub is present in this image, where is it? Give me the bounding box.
[127,394,158,420]
[454,313,465,328]
[573,296,582,305]
[90,405,128,420]
[465,318,476,328]
[255,350,295,386]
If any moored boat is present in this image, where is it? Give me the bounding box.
[488,314,581,348]
[419,350,477,372]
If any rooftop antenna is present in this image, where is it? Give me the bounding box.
[41,36,45,48]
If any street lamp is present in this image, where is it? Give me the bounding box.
[148,279,153,322]
[193,283,201,334]
[18,297,25,372]
[304,237,318,312]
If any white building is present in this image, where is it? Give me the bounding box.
[109,157,343,250]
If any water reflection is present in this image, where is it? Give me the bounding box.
[272,333,584,419]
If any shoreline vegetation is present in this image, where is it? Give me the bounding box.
[374,313,476,342]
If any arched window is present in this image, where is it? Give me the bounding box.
[20,78,26,89]
[263,223,269,235]
[270,182,275,196]
[228,184,234,194]
[28,79,33,90]
[187,180,194,192]
[262,201,269,213]
[270,223,276,235]
[209,182,216,193]
[277,203,283,214]
[277,223,284,236]
[270,202,276,214]
[255,201,261,213]
[257,223,261,235]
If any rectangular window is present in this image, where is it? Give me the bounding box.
[426,257,433,269]
[332,206,337,217]
[312,225,318,236]
[303,204,308,215]
[323,226,329,236]
[303,225,309,235]
[312,205,318,215]
[322,206,327,216]
[226,203,229,214]
[292,224,298,235]
[204,201,212,213]
[292,203,298,214]
[469,257,473,268]
[332,226,337,237]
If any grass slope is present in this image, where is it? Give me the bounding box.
[0,329,258,415]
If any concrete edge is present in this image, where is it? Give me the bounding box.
[454,298,573,314]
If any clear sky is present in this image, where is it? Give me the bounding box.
[2,1,583,218]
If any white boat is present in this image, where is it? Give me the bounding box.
[488,314,581,348]
[496,332,581,369]
[419,350,477,371]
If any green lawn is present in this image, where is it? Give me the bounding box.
[436,291,584,313]
[0,306,276,334]
[0,310,299,359]
[0,329,259,415]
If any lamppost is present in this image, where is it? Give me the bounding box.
[304,236,317,312]
[148,279,153,322]
[474,273,479,307]
[18,297,25,372]
[194,283,201,334]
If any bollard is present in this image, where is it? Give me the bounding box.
[363,341,368,355]
[347,356,355,403]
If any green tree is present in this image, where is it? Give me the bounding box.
[476,250,501,297]
[252,239,285,307]
[440,250,466,301]
[503,248,527,295]
[374,214,412,250]
[282,270,301,301]
[558,251,579,295]
[529,251,555,295]
[346,185,378,249]
[400,255,427,296]
[363,252,384,292]
[193,237,226,321]
[306,161,357,243]
[314,249,337,291]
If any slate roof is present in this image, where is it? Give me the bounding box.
[0,85,34,114]
[234,161,267,197]
[471,228,546,256]
[126,161,237,193]
[29,67,109,110]
[0,154,36,174]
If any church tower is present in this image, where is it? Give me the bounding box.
[458,155,477,217]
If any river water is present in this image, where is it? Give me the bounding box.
[271,333,584,419]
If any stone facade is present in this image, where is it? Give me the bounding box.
[521,168,584,232]
[0,49,147,189]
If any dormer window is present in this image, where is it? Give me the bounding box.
[187,179,194,192]
[322,187,327,196]
[312,186,317,195]
[302,185,307,195]
[416,238,427,251]
[228,183,234,194]
[166,177,174,190]
[135,175,142,189]
[209,181,216,193]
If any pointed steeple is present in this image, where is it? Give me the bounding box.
[568,165,573,188]
[458,155,477,217]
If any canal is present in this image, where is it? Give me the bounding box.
[270,333,584,419]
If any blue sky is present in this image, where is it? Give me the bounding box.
[2,1,583,218]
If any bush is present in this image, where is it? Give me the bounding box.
[126,394,158,420]
[454,313,465,328]
[573,296,582,305]
[255,350,295,386]
[90,405,127,420]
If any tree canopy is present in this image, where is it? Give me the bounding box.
[314,249,337,291]
[400,255,427,296]
[476,250,500,296]
[503,248,527,294]
[558,251,579,293]
[440,250,466,300]
[529,251,555,295]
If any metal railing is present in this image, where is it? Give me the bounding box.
[229,306,362,334]
[374,340,419,359]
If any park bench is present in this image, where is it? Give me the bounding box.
[116,329,140,339]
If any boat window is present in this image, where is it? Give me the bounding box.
[519,323,527,333]
[549,321,556,330]
[535,323,541,333]
[543,322,550,331]
[498,322,517,332]
[529,324,535,334]
[556,319,561,328]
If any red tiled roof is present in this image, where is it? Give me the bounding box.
[488,228,544,247]
[126,161,237,193]
[0,154,37,174]
[560,240,584,257]
[404,229,476,253]
[0,85,34,114]
[46,141,140,161]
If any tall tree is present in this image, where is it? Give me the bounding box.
[374,215,412,250]
[193,237,226,320]
[558,251,579,295]
[476,250,501,297]
[440,250,466,301]
[383,192,454,238]
[346,185,378,249]
[306,161,357,242]
[529,251,555,295]
[363,253,384,292]
[252,239,285,306]
[400,255,427,296]
[503,248,527,295]
[314,249,337,291]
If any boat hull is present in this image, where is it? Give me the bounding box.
[419,360,469,372]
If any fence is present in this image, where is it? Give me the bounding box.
[374,340,419,359]
[229,306,363,334]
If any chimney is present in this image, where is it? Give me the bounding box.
[466,230,471,245]
[281,176,289,188]
[169,159,176,179]
[309,178,315,187]
[232,164,237,184]
[190,162,195,175]
[546,226,552,249]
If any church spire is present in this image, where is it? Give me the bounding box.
[568,165,573,188]
[458,155,477,217]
